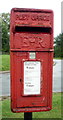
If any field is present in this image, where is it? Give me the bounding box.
[0,93,62,119]
[0,55,62,119]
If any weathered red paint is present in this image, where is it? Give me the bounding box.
[10,8,54,113]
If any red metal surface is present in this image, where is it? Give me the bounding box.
[10,8,54,113]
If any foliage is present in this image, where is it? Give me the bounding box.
[1,12,63,57]
[54,33,63,58]
[1,13,10,53]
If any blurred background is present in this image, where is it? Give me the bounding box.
[0,0,63,119]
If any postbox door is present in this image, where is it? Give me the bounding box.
[11,51,53,108]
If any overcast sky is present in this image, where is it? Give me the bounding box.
[0,0,62,37]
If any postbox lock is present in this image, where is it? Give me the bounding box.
[29,52,36,59]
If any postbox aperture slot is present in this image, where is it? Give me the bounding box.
[15,26,51,33]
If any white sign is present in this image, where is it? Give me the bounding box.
[24,61,41,95]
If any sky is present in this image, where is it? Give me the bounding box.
[0,0,62,37]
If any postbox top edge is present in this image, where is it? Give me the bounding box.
[11,8,53,14]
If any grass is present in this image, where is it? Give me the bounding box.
[0,93,62,119]
[0,54,62,71]
[0,55,10,71]
[54,57,63,60]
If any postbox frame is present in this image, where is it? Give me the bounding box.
[10,8,54,113]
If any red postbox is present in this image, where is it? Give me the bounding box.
[10,8,54,113]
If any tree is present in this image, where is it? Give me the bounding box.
[54,33,63,58]
[1,13,10,53]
